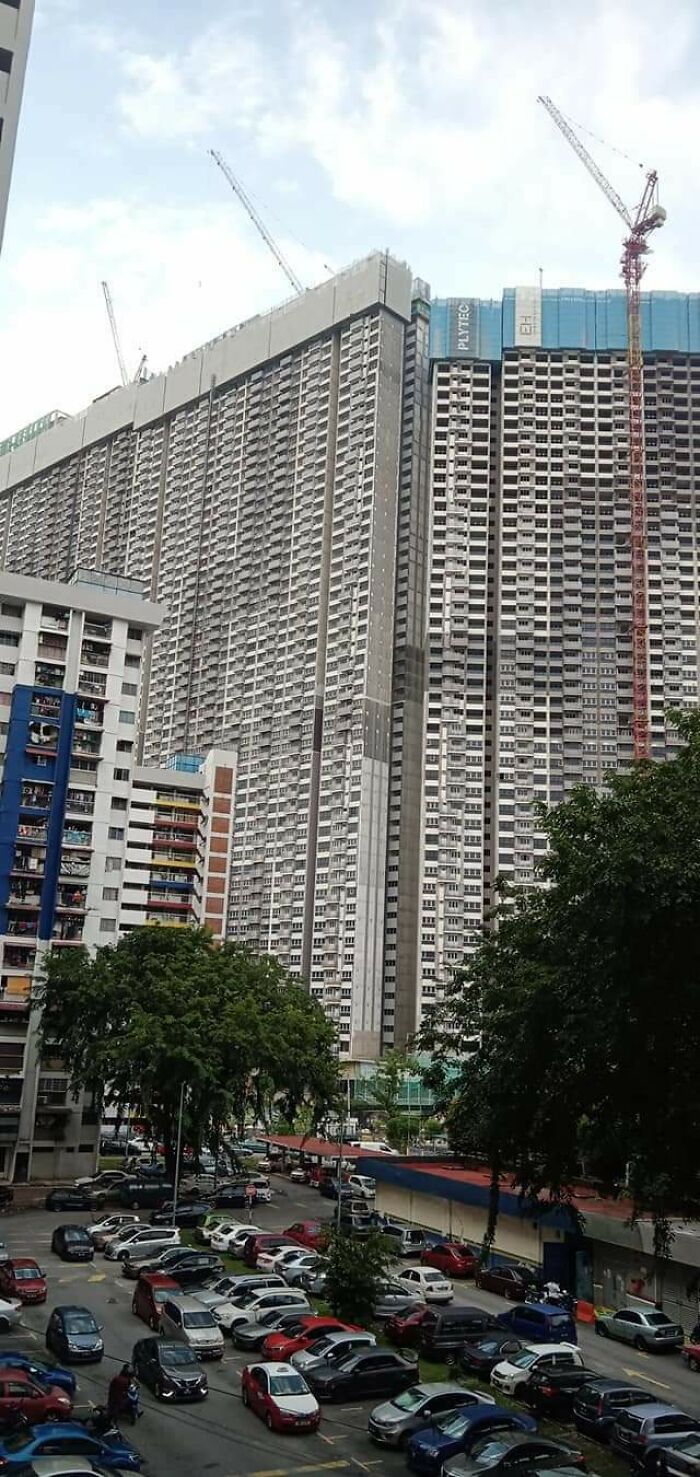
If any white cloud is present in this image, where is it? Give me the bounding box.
[0,199,326,440]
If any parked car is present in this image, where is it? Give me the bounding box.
[88,1213,140,1250]
[611,1405,700,1464]
[212,1185,248,1211]
[406,1407,538,1476]
[45,1306,104,1364]
[75,1170,132,1192]
[262,1316,353,1362]
[368,1382,484,1449]
[194,1213,231,1246]
[0,1354,75,1397]
[0,1258,47,1304]
[161,1252,224,1289]
[44,1188,95,1213]
[475,1265,540,1301]
[386,1304,436,1348]
[0,1368,73,1424]
[132,1335,208,1401]
[379,1223,428,1258]
[418,1306,503,1361]
[524,1365,599,1419]
[158,1296,224,1360]
[227,1288,311,1333]
[284,1221,330,1253]
[51,1226,94,1264]
[150,1201,212,1228]
[233,1305,316,1352]
[459,1334,525,1381]
[346,1174,375,1199]
[207,1273,285,1301]
[573,1377,659,1441]
[595,1308,685,1352]
[211,1224,264,1255]
[440,1431,586,1477]
[131,1271,181,1330]
[422,1242,478,1278]
[259,1246,313,1275]
[104,1226,180,1263]
[243,1233,299,1268]
[639,1435,700,1477]
[491,1343,584,1399]
[396,1266,454,1304]
[292,1330,376,1373]
[122,1244,203,1280]
[683,1345,700,1374]
[0,1422,142,1470]
[373,1279,424,1321]
[245,1176,272,1204]
[0,1299,22,1334]
[285,1256,326,1289]
[499,1302,578,1345]
[241,1360,320,1432]
[118,1181,174,1210]
[306,1347,418,1402]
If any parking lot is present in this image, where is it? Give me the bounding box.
[2,1178,700,1476]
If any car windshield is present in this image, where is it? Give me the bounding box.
[14,1266,40,1279]
[476,1340,501,1355]
[392,1387,427,1412]
[511,1351,539,1369]
[65,1314,97,1333]
[646,1312,673,1326]
[2,1431,34,1453]
[473,1439,512,1463]
[63,1230,89,1242]
[153,1288,172,1304]
[183,1311,216,1329]
[269,1373,308,1396]
[436,1409,474,1436]
[162,1345,198,1367]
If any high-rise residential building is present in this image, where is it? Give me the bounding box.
[121,749,236,940]
[0,253,416,1060]
[0,567,162,1181]
[0,0,34,254]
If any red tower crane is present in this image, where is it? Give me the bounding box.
[538,96,666,761]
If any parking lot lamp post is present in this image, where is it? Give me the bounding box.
[172,1081,186,1224]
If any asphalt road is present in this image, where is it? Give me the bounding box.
[1,1180,700,1477]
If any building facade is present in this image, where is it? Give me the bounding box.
[0,567,162,1180]
[120,749,236,940]
[0,0,33,253]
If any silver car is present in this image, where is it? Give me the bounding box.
[292,1330,376,1372]
[596,1307,684,1352]
[373,1279,425,1320]
[368,1382,480,1447]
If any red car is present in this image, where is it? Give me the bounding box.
[0,1368,72,1421]
[682,1342,700,1372]
[422,1242,478,1278]
[284,1220,329,1253]
[241,1360,320,1432]
[263,1315,354,1361]
[0,1259,47,1305]
[131,1271,180,1330]
[385,1304,435,1347]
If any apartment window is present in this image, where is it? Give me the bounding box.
[105,857,122,872]
[116,740,132,753]
[107,827,124,841]
[0,49,12,75]
[118,710,135,724]
[0,2,21,10]
[122,682,137,697]
[102,887,119,902]
[0,662,14,676]
[111,797,127,811]
[99,918,116,933]
[114,768,130,782]
[127,626,143,641]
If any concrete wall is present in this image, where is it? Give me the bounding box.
[375,1182,545,1264]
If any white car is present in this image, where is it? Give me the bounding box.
[211,1223,262,1253]
[396,1266,454,1304]
[226,1287,310,1331]
[0,1297,22,1331]
[258,1246,305,1273]
[289,1167,306,1184]
[490,1342,583,1397]
[281,1252,319,1283]
[347,1173,376,1199]
[87,1212,139,1241]
[192,1289,244,1332]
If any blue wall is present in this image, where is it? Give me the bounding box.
[0,686,77,942]
[430,289,700,361]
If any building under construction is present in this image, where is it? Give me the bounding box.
[0,258,699,1053]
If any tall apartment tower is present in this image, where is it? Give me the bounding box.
[404,286,700,1035]
[0,0,34,253]
[0,253,416,1059]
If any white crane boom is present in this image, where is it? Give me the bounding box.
[101,281,129,388]
[538,95,633,230]
[209,148,304,296]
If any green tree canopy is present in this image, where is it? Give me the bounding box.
[38,927,340,1175]
[421,711,700,1270]
[324,1228,395,1325]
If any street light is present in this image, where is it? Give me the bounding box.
[171,1082,186,1224]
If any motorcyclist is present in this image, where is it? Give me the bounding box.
[108,1364,140,1424]
[543,1279,562,1301]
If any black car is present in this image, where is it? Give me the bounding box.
[212,1185,248,1210]
[524,1366,598,1419]
[44,1187,95,1212]
[419,1306,504,1361]
[50,1225,94,1263]
[573,1378,659,1441]
[150,1201,212,1228]
[441,1432,586,1477]
[132,1336,208,1401]
[459,1334,524,1380]
[122,1245,205,1281]
[306,1348,418,1402]
[167,1252,224,1288]
[46,1304,104,1364]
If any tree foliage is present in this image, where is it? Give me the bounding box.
[38,928,340,1175]
[323,1228,395,1325]
[367,1048,422,1150]
[421,712,700,1268]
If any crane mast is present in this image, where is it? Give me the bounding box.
[101,281,128,388]
[539,96,666,762]
[209,148,304,296]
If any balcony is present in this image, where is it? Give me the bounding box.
[52,920,84,942]
[56,888,87,912]
[77,672,107,697]
[12,851,44,875]
[27,723,59,756]
[59,856,90,879]
[62,827,91,847]
[65,791,94,817]
[84,620,111,641]
[20,785,52,812]
[74,699,104,727]
[30,695,61,722]
[81,643,109,669]
[34,664,64,692]
[72,734,101,758]
[40,610,69,633]
[0,977,31,1018]
[3,947,35,970]
[5,920,38,938]
[8,888,42,908]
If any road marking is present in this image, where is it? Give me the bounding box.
[339,1406,362,1413]
[87,1273,106,1283]
[622,1365,672,1390]
[250,1465,349,1477]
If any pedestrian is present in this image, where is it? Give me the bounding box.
[107,1364,133,1423]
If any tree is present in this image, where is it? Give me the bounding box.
[421,712,700,1276]
[367,1048,422,1151]
[323,1228,395,1325]
[37,927,340,1178]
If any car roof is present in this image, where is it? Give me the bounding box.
[413,1382,470,1397]
[580,1377,650,1392]
[625,1402,683,1417]
[257,1361,299,1375]
[165,1294,208,1310]
[7,1257,40,1268]
[19,1461,104,1475]
[517,1342,578,1355]
[0,1367,32,1382]
[54,1304,95,1315]
[520,1302,571,1314]
[138,1272,179,1287]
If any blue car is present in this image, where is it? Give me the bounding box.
[0,1351,76,1395]
[0,1422,142,1470]
[407,1405,536,1475]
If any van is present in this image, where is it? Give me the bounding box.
[159,1295,225,1360]
[418,1305,503,1360]
[104,1226,180,1263]
[131,1272,180,1330]
[498,1301,578,1346]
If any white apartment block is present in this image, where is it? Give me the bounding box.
[0,568,162,1180]
[0,0,33,253]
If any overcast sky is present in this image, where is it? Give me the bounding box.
[1,0,698,440]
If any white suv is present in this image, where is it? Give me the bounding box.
[226,1286,310,1330]
[104,1226,180,1262]
[491,1343,583,1398]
